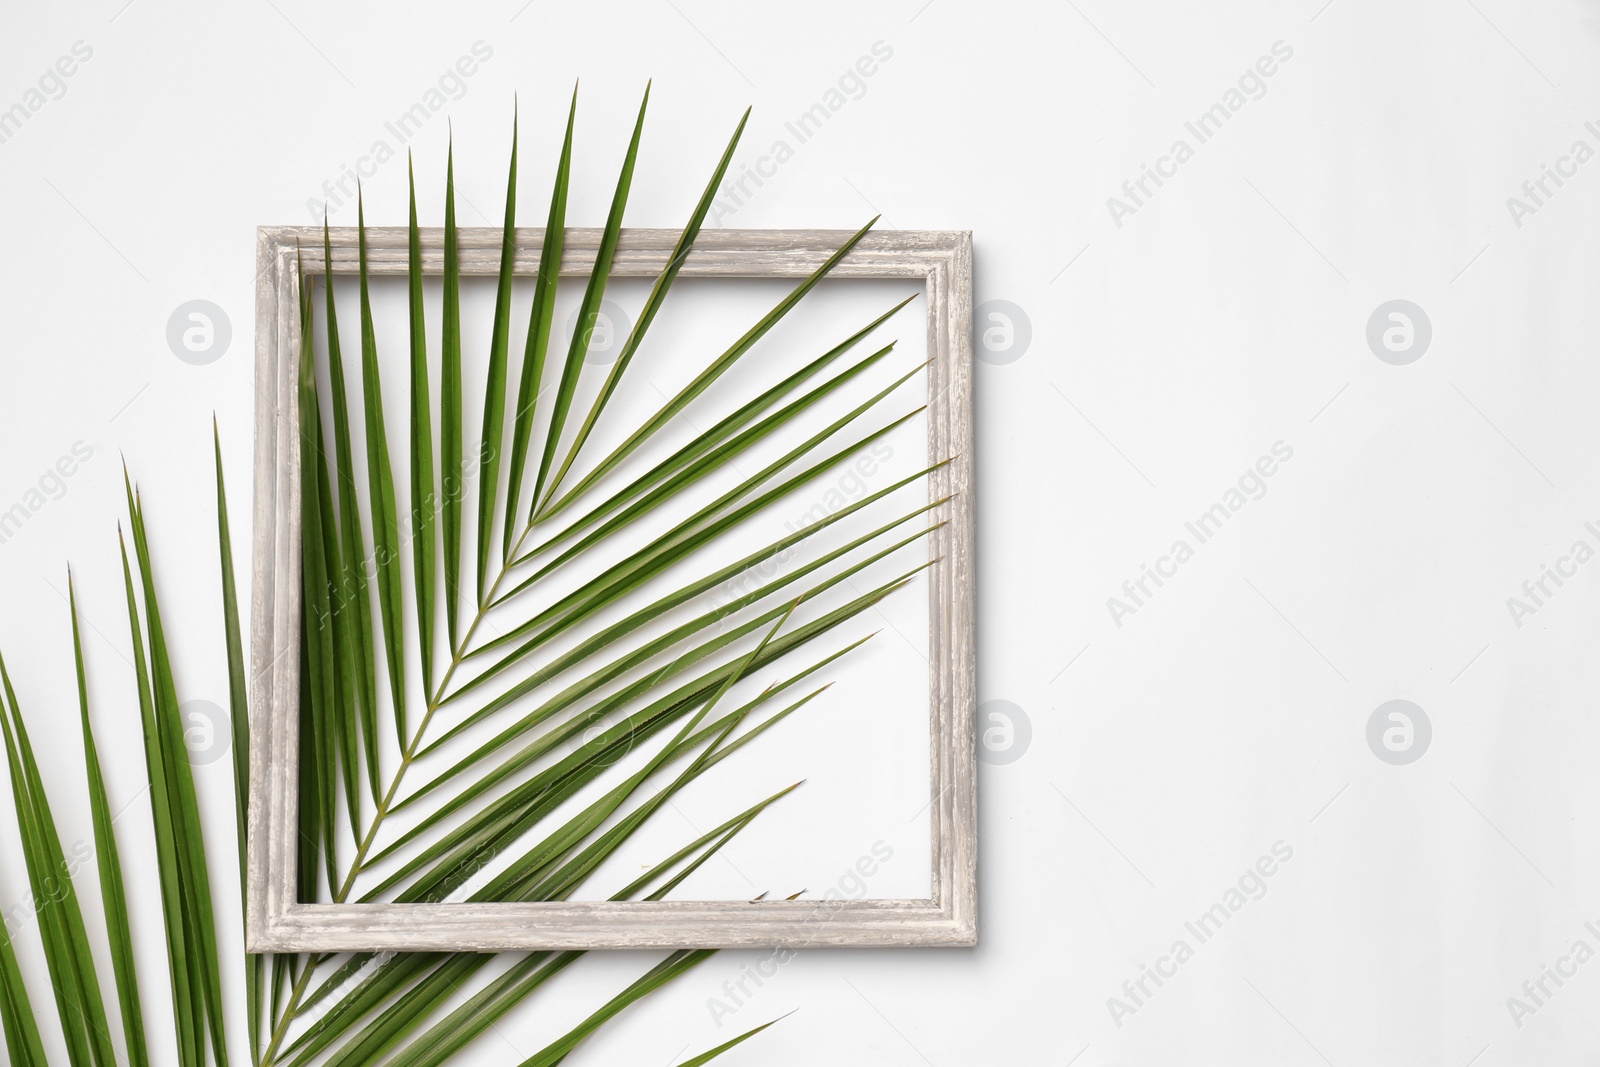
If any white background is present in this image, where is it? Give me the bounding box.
[3,0,1600,1064]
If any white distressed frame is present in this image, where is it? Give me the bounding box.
[247,226,975,951]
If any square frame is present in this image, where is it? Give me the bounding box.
[246,226,976,951]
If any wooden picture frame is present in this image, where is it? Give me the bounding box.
[245,226,977,951]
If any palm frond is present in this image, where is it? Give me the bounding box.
[356,193,405,793]
[527,83,648,513]
[539,104,751,515]
[260,91,935,1065]
[671,1015,791,1067]
[73,575,150,1067]
[116,520,204,1065]
[122,478,231,1067]
[216,421,263,1064]
[315,219,374,845]
[0,646,118,1067]
[407,153,439,700]
[440,137,465,651]
[502,85,576,553]
[0,87,935,1067]
[0,918,47,1066]
[474,101,521,606]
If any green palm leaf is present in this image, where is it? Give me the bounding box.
[357,192,406,785]
[517,950,716,1067]
[503,84,577,553]
[539,103,752,509]
[534,214,881,522]
[0,649,117,1067]
[0,88,938,1067]
[0,912,46,1067]
[115,523,202,1065]
[72,576,150,1067]
[260,93,934,1065]
[441,137,465,649]
[672,1015,792,1067]
[123,480,230,1067]
[527,82,648,511]
[318,220,376,838]
[475,102,520,605]
[408,153,439,699]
